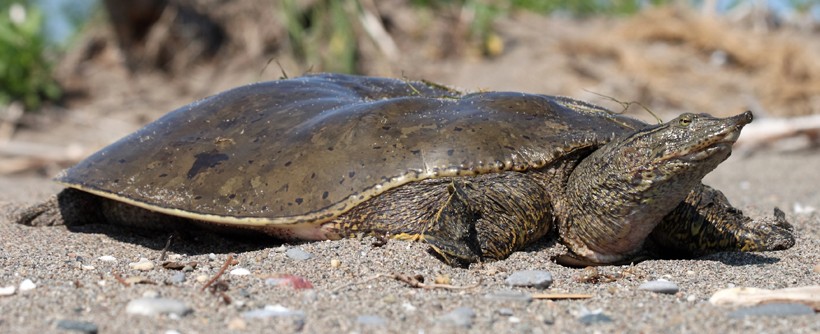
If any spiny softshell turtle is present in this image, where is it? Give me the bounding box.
[12,73,795,266]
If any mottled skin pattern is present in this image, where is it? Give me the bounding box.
[8,74,796,266]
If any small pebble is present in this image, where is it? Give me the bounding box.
[195,275,209,283]
[208,253,217,261]
[142,290,160,298]
[97,255,117,263]
[125,298,192,317]
[505,270,553,289]
[242,304,305,319]
[286,248,313,260]
[508,316,521,323]
[230,268,251,276]
[0,285,15,296]
[814,264,820,274]
[578,309,612,325]
[438,307,476,328]
[227,317,247,330]
[330,258,341,268]
[434,274,451,285]
[728,303,814,318]
[129,258,155,271]
[638,280,679,294]
[484,290,533,303]
[169,272,185,284]
[497,308,514,316]
[402,303,417,312]
[56,319,98,334]
[81,265,95,270]
[19,279,36,292]
[356,315,387,326]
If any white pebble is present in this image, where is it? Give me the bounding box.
[129,258,155,271]
[793,202,817,214]
[402,303,417,312]
[126,298,192,316]
[638,280,679,294]
[19,279,36,292]
[208,253,217,261]
[195,275,209,283]
[97,255,118,263]
[0,285,15,296]
[82,265,96,271]
[230,268,251,276]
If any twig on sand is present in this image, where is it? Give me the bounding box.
[532,293,593,300]
[331,273,481,292]
[735,115,820,151]
[112,271,131,287]
[201,253,235,292]
[158,233,175,262]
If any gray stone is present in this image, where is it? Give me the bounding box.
[484,290,533,303]
[356,315,387,326]
[169,272,185,284]
[638,280,679,294]
[438,307,476,328]
[125,298,192,317]
[286,248,313,261]
[56,319,98,334]
[578,309,612,325]
[729,303,815,318]
[497,308,514,316]
[505,270,553,289]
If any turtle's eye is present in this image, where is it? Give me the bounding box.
[678,115,693,127]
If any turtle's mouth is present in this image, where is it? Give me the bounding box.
[681,124,744,162]
[683,128,740,161]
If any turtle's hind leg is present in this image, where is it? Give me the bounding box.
[649,183,795,258]
[8,188,102,226]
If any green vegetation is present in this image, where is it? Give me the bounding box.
[0,2,61,111]
[510,0,675,16]
[281,0,359,74]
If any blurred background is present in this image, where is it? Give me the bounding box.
[0,0,819,175]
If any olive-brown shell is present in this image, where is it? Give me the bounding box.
[58,73,646,225]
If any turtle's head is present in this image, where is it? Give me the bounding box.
[613,111,752,182]
[557,111,752,266]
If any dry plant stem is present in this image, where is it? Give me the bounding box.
[112,272,131,287]
[159,233,174,262]
[331,273,481,292]
[532,293,593,300]
[201,253,235,292]
[330,273,392,293]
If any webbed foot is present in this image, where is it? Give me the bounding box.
[737,207,795,252]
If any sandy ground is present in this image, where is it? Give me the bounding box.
[1,149,818,333]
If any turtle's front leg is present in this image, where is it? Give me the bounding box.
[649,183,795,258]
[421,172,554,265]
